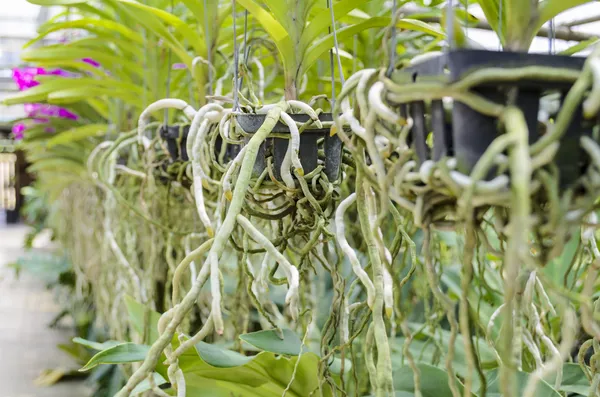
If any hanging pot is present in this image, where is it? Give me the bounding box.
[159,124,190,161]
[399,49,591,186]
[235,113,342,182]
[159,124,239,163]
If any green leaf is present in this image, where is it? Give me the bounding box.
[235,0,288,42]
[195,342,253,368]
[103,0,193,67]
[34,18,144,46]
[300,0,376,52]
[27,0,85,4]
[537,0,592,31]
[47,124,107,148]
[472,0,503,41]
[80,343,150,372]
[124,295,162,344]
[483,369,561,397]
[302,17,390,76]
[21,46,143,79]
[394,363,470,397]
[262,0,288,26]
[559,39,600,56]
[544,231,580,286]
[115,0,205,56]
[73,337,122,351]
[235,0,294,76]
[130,373,167,396]
[393,325,498,379]
[547,363,590,396]
[47,87,141,106]
[239,328,303,356]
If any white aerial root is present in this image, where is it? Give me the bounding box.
[522,308,577,397]
[369,81,404,125]
[280,111,304,187]
[137,99,196,145]
[188,111,221,184]
[340,102,367,138]
[183,234,201,283]
[190,119,215,237]
[236,214,299,320]
[449,171,509,193]
[251,58,265,102]
[170,314,214,359]
[209,251,224,334]
[96,138,148,304]
[222,146,247,201]
[584,58,600,118]
[335,193,375,309]
[357,69,377,117]
[186,103,224,159]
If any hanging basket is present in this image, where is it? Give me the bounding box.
[235,113,342,182]
[159,124,190,161]
[398,49,591,186]
[159,124,239,163]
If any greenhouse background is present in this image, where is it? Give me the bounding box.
[3,1,600,396]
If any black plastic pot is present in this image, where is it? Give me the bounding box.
[236,113,342,182]
[159,124,190,161]
[159,124,239,163]
[400,49,591,185]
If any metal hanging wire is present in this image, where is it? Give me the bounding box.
[204,0,214,95]
[232,0,240,111]
[464,0,469,40]
[387,0,397,77]
[164,0,174,128]
[328,0,345,85]
[549,18,556,54]
[328,0,345,108]
[498,0,503,50]
[446,0,455,50]
[238,10,250,96]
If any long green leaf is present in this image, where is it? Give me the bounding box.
[239,329,303,356]
[47,124,108,148]
[27,0,85,4]
[73,337,122,351]
[537,0,591,31]
[195,342,253,368]
[21,46,143,79]
[472,0,502,40]
[559,38,600,56]
[302,17,390,76]
[261,0,288,26]
[484,368,561,397]
[300,0,376,53]
[130,373,167,396]
[115,0,206,56]
[80,343,150,372]
[124,295,162,344]
[394,363,471,397]
[235,0,291,49]
[34,18,144,45]
[103,0,193,67]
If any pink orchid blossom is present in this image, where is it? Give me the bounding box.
[11,61,99,139]
[12,123,26,140]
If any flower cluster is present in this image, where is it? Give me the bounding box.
[11,59,98,140]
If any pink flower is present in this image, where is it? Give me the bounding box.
[12,66,81,123]
[12,67,43,90]
[12,123,26,140]
[82,58,100,67]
